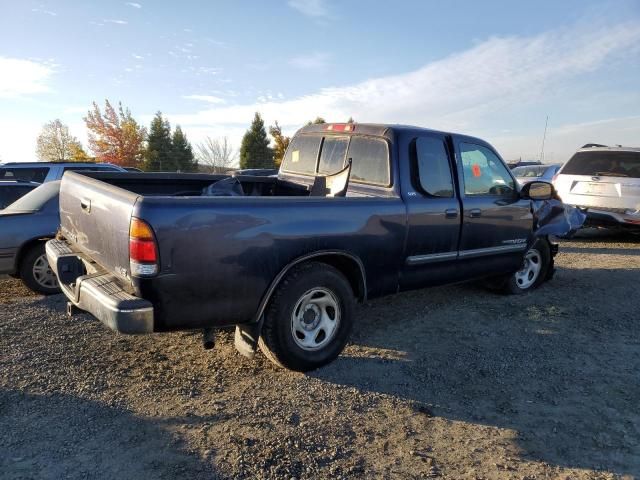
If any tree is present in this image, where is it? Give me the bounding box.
[84,100,146,167]
[36,119,85,162]
[347,116,355,123]
[69,143,92,162]
[143,112,173,171]
[306,116,326,126]
[239,112,274,169]
[196,136,237,173]
[269,121,290,168]
[171,126,197,172]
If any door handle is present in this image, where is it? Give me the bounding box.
[80,198,91,213]
[468,208,482,218]
[444,208,458,219]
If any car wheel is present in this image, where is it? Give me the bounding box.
[258,262,354,372]
[19,243,60,295]
[503,239,551,294]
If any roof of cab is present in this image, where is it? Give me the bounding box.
[297,122,490,145]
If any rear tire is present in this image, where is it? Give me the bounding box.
[503,239,551,294]
[19,243,60,295]
[258,262,354,372]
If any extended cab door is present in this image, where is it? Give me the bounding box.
[399,132,462,290]
[454,138,532,276]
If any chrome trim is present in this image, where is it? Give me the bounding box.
[458,244,527,259]
[406,252,458,266]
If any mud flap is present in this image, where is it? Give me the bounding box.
[234,316,264,359]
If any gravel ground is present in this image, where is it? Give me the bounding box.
[1,229,639,479]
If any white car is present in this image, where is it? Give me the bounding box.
[553,145,640,232]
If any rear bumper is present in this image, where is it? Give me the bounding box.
[46,239,154,334]
[579,208,640,229]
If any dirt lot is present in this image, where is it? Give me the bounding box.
[1,229,639,479]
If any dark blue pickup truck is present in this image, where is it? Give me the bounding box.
[47,123,559,371]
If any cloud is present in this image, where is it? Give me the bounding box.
[31,8,57,16]
[288,0,329,18]
[167,20,640,156]
[0,57,54,98]
[183,95,226,104]
[104,19,128,25]
[125,2,142,8]
[289,52,330,70]
[132,54,144,60]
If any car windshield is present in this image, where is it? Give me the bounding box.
[4,180,60,211]
[512,166,547,177]
[561,151,640,178]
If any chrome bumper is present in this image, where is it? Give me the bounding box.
[46,239,154,334]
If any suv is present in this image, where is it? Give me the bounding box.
[553,145,640,231]
[0,162,126,183]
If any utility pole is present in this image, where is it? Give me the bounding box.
[539,115,549,163]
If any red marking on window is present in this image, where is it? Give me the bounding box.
[472,164,481,177]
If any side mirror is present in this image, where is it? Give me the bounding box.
[521,181,554,201]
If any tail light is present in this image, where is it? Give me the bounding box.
[129,217,158,276]
[325,123,355,132]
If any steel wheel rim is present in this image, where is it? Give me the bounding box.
[32,254,59,289]
[290,287,341,351]
[514,248,542,289]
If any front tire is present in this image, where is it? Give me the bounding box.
[503,239,551,294]
[19,243,60,295]
[258,262,354,372]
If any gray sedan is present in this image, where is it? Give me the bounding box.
[0,181,60,294]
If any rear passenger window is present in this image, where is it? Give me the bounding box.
[281,135,322,175]
[0,167,48,183]
[415,137,453,197]
[318,136,349,174]
[348,137,390,186]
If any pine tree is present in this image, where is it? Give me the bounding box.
[240,112,274,169]
[144,112,173,171]
[172,126,196,172]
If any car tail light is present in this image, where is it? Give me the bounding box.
[325,123,355,132]
[129,217,158,276]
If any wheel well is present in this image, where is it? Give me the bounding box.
[15,238,47,273]
[300,254,366,302]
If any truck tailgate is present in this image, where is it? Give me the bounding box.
[59,171,139,281]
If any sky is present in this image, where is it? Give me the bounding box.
[0,0,639,164]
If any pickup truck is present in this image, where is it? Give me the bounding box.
[47,123,558,371]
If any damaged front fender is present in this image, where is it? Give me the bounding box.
[532,199,587,239]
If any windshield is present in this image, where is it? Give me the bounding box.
[561,151,640,178]
[4,180,60,211]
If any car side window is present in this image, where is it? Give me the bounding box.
[414,137,454,197]
[0,167,49,183]
[347,136,390,186]
[460,143,514,196]
[281,135,322,175]
[318,136,349,174]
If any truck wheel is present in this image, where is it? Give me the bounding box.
[19,243,60,295]
[258,262,354,372]
[503,239,551,294]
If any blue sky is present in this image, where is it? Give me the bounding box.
[1,0,639,163]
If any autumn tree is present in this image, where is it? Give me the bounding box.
[171,126,197,172]
[269,121,290,168]
[84,100,146,167]
[196,136,237,173]
[240,112,274,169]
[143,112,173,171]
[36,119,85,162]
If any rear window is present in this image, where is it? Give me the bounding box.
[281,135,322,175]
[512,166,546,178]
[414,136,453,197]
[0,167,49,183]
[318,136,349,174]
[348,136,390,186]
[561,151,640,178]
